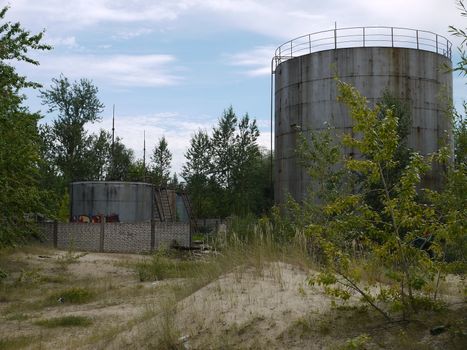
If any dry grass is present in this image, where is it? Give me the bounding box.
[0,238,465,349]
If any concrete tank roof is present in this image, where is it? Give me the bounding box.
[273,26,452,72]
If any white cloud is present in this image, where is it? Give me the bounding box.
[46,36,78,49]
[7,1,461,42]
[8,0,181,27]
[112,28,153,40]
[227,46,275,77]
[18,54,183,87]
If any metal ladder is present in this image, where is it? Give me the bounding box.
[180,192,198,233]
[153,188,174,222]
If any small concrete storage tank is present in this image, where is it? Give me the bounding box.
[70,181,153,223]
[273,26,453,204]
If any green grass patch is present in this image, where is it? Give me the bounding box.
[136,253,203,282]
[5,312,29,321]
[46,287,95,305]
[0,335,38,350]
[35,315,93,328]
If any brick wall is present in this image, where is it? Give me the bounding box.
[39,222,55,246]
[104,223,151,253]
[57,223,101,251]
[157,222,191,248]
[38,221,190,253]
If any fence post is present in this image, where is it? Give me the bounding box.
[151,219,156,251]
[53,220,58,248]
[99,215,105,253]
[391,27,394,47]
[363,27,365,47]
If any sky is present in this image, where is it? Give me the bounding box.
[4,0,467,175]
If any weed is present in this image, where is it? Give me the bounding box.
[0,335,38,350]
[298,285,307,297]
[5,312,29,321]
[292,317,313,338]
[56,251,87,269]
[35,315,93,328]
[15,268,43,285]
[340,334,371,349]
[46,287,94,305]
[136,253,198,282]
[317,319,332,335]
[154,299,181,349]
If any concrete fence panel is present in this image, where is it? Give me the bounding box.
[38,221,190,253]
[104,223,152,253]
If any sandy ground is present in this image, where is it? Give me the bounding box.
[0,246,465,349]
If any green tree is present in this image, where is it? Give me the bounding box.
[40,75,105,183]
[0,6,51,246]
[182,107,266,218]
[107,138,134,181]
[150,136,172,186]
[182,130,211,180]
[127,159,149,182]
[182,130,216,217]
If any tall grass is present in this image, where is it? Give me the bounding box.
[134,215,314,302]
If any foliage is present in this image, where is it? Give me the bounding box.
[0,6,51,247]
[441,0,467,268]
[106,137,134,181]
[303,81,456,320]
[40,75,105,184]
[126,158,149,182]
[449,0,467,76]
[150,136,172,186]
[182,106,271,218]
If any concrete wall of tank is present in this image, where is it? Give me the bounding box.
[70,182,153,223]
[275,47,452,204]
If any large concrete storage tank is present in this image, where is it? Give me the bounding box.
[70,181,153,223]
[274,26,453,204]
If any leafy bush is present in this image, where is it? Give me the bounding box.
[299,80,464,320]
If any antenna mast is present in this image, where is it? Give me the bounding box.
[111,104,115,179]
[143,130,146,181]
